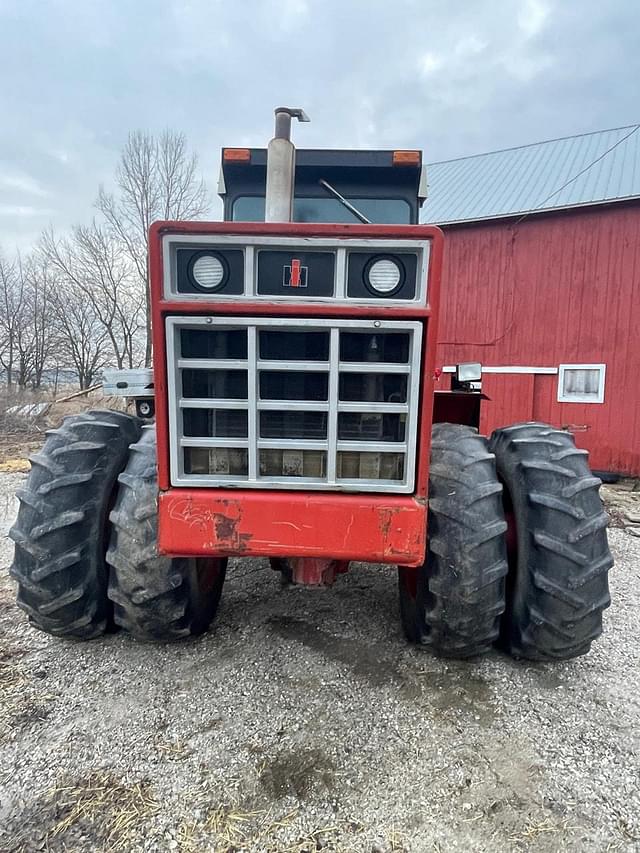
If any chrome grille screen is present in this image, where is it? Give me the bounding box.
[167,317,422,493]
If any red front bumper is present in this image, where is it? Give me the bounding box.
[158,489,427,566]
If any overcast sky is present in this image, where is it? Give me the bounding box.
[1,0,638,249]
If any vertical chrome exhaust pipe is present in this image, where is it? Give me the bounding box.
[265,107,309,223]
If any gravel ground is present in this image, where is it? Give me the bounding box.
[0,470,638,853]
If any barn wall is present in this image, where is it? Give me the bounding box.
[435,202,640,475]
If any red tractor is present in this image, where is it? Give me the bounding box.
[10,109,612,660]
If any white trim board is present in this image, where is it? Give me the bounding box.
[442,365,558,375]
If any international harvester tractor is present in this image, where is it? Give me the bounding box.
[10,109,612,660]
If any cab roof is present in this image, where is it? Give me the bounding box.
[220,148,424,196]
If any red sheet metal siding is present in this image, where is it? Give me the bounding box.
[478,374,535,435]
[436,203,640,475]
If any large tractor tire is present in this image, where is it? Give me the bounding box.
[398,423,508,658]
[9,410,141,639]
[489,423,612,661]
[106,428,227,641]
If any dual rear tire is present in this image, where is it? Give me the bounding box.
[399,424,508,657]
[10,411,612,659]
[490,423,612,660]
[9,410,142,639]
[399,422,612,660]
[106,428,227,641]
[10,414,226,642]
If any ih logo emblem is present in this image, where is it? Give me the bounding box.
[283,258,308,287]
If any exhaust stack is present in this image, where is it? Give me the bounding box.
[265,107,309,223]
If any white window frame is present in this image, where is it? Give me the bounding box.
[557,363,606,404]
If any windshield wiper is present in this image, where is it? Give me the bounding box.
[318,179,372,224]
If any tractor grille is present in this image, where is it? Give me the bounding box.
[166,317,422,493]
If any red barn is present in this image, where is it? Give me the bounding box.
[423,124,640,476]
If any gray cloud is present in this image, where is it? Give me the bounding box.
[1,0,638,247]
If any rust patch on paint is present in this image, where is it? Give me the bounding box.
[377,505,426,563]
[214,512,238,542]
[378,507,395,539]
[167,497,252,553]
[378,506,406,539]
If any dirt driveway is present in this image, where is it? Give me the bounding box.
[0,470,638,852]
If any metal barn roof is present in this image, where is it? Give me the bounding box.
[422,124,640,225]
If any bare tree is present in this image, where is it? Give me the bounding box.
[49,283,108,389]
[19,254,55,390]
[1,130,206,392]
[0,251,52,391]
[97,130,209,365]
[0,250,21,389]
[40,224,146,370]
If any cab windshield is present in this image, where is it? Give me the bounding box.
[232,196,411,224]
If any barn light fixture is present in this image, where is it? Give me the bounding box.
[456,362,482,383]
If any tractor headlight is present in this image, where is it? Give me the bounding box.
[190,253,227,291]
[364,256,404,296]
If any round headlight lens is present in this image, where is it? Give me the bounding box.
[367,258,402,294]
[192,254,226,290]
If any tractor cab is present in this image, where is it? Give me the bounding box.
[219,147,428,225]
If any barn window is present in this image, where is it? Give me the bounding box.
[557,364,606,404]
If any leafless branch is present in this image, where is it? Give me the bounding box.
[96,130,210,365]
